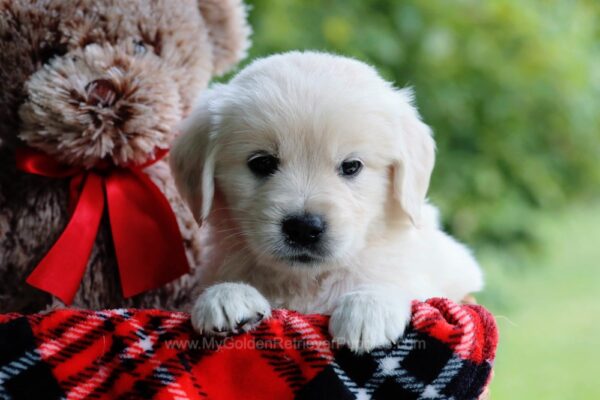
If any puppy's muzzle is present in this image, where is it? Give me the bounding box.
[281,214,326,248]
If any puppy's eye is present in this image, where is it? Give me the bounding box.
[248,153,279,177]
[340,159,363,177]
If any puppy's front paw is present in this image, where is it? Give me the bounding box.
[329,290,411,354]
[191,283,271,336]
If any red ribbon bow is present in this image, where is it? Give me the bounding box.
[15,147,190,305]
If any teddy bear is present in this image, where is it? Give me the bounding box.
[0,0,250,313]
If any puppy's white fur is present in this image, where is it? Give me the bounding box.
[171,51,483,352]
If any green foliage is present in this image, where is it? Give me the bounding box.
[242,0,600,250]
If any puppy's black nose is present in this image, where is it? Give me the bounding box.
[282,214,325,247]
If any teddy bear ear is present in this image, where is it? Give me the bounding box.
[198,0,251,76]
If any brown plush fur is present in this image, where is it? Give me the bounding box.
[0,0,250,312]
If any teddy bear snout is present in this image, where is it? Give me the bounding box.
[18,44,183,168]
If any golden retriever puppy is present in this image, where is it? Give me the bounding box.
[170,51,483,353]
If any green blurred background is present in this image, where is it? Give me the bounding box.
[239,0,600,398]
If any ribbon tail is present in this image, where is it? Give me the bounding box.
[26,174,105,305]
[105,169,190,298]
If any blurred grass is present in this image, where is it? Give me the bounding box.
[478,202,600,398]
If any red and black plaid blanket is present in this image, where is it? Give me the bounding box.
[0,298,497,399]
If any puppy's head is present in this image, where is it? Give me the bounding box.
[171,52,435,270]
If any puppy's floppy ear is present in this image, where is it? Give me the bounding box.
[170,92,218,223]
[391,88,436,226]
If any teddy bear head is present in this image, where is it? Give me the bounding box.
[0,0,249,167]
